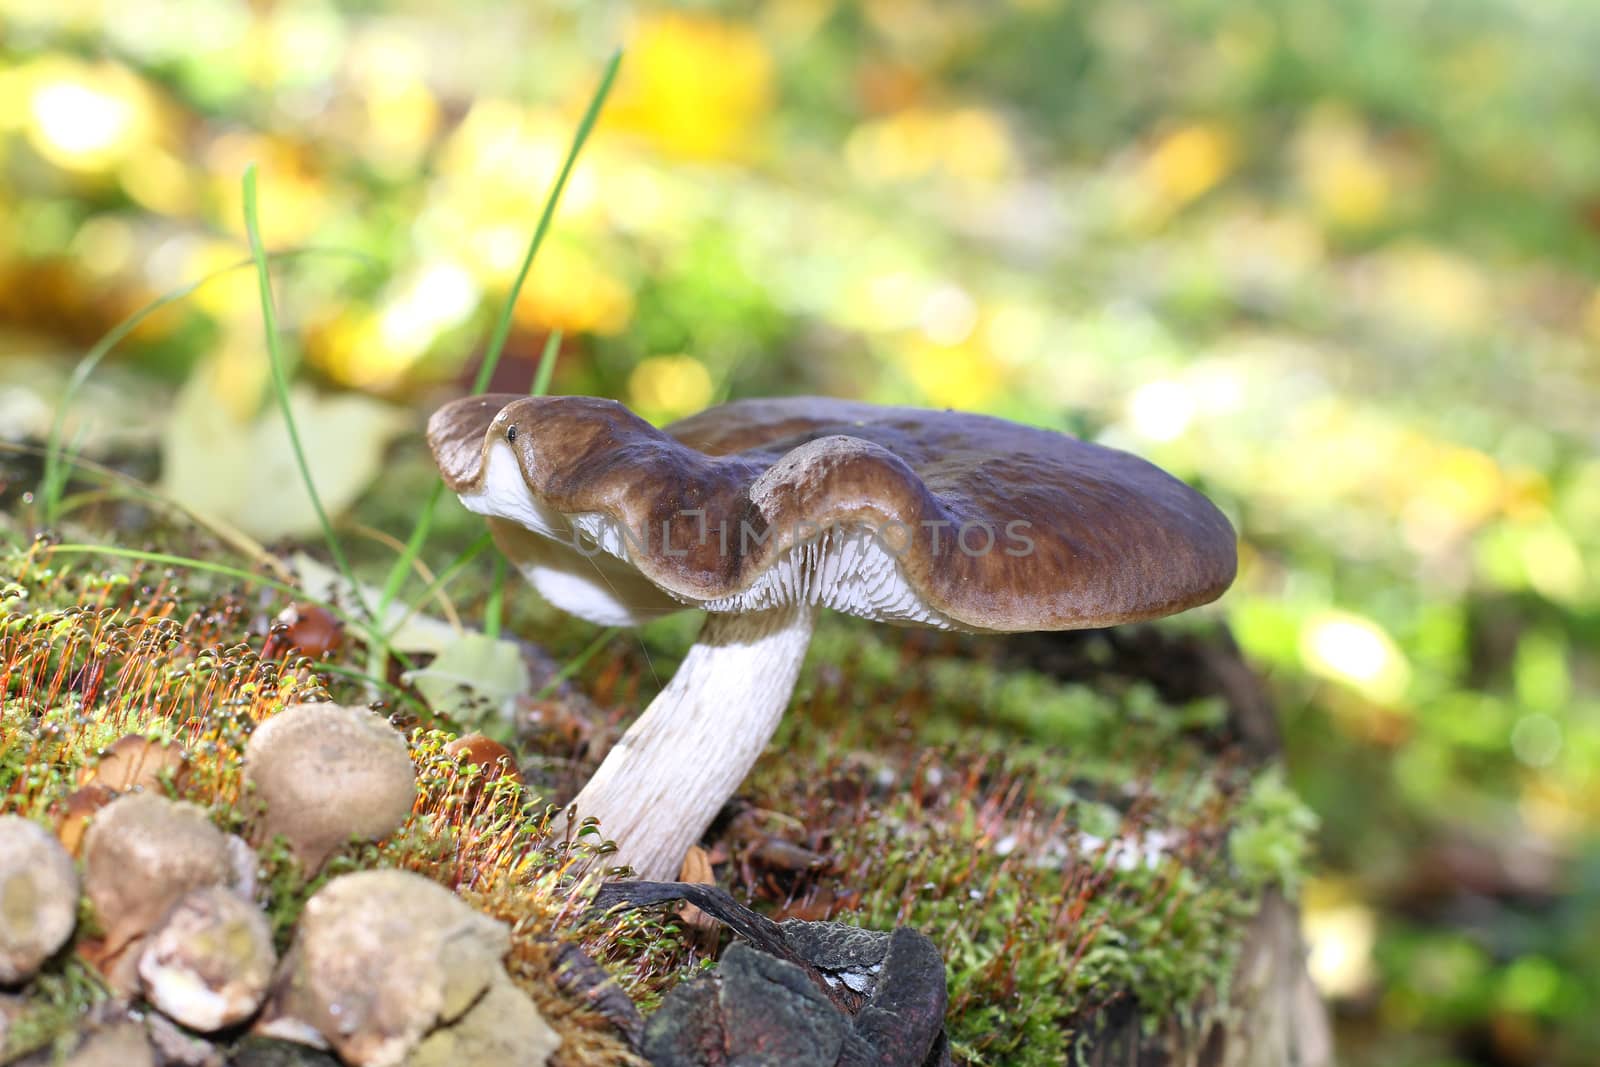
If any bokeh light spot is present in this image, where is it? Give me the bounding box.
[1300,611,1411,703]
[629,355,714,420]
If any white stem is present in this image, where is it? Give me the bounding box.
[567,606,818,880]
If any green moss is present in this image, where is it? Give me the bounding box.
[1229,768,1321,895]
[2,958,111,1061]
[743,615,1314,1064]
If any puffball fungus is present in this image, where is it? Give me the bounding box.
[82,793,233,958]
[0,816,79,985]
[257,869,523,1067]
[405,975,562,1067]
[242,702,416,872]
[138,885,276,1032]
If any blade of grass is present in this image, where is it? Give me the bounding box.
[343,522,463,630]
[484,555,508,640]
[535,627,618,699]
[384,532,495,639]
[43,545,312,604]
[242,165,372,624]
[42,542,411,670]
[376,483,445,618]
[373,52,621,633]
[5,441,292,581]
[531,329,564,396]
[313,661,427,714]
[472,53,621,394]
[37,248,374,528]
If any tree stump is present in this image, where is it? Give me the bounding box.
[1005,624,1334,1067]
[1075,891,1332,1067]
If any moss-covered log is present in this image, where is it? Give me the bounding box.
[1076,892,1332,1067]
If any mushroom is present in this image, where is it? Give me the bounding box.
[242,702,416,872]
[257,869,512,1067]
[443,733,523,808]
[81,794,234,960]
[428,395,1236,879]
[138,885,276,1032]
[0,815,80,985]
[262,602,345,662]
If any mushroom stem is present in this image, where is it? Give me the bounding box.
[569,605,819,880]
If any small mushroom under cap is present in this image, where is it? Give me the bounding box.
[430,395,1238,878]
[243,702,417,872]
[139,885,276,1032]
[257,869,511,1067]
[82,794,233,959]
[0,815,80,985]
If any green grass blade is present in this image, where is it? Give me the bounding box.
[37,248,373,528]
[472,49,621,393]
[484,555,507,640]
[42,542,406,668]
[532,329,564,396]
[242,165,372,623]
[535,627,617,699]
[44,543,337,627]
[375,51,621,630]
[383,531,495,640]
[376,481,444,614]
[314,661,427,713]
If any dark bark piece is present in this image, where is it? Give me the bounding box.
[550,940,647,1047]
[597,882,954,1067]
[848,929,948,1067]
[592,881,808,972]
[642,975,728,1067]
[643,944,848,1067]
[718,943,849,1065]
[779,919,890,983]
[594,881,901,1014]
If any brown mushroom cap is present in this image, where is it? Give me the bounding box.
[427,395,1236,631]
[0,816,80,985]
[53,784,118,857]
[443,734,522,807]
[242,703,417,872]
[81,794,233,957]
[257,869,510,1066]
[138,886,276,1032]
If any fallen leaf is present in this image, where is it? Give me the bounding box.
[678,845,720,937]
[402,631,529,725]
[160,370,407,541]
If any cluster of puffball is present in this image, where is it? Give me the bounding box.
[0,703,559,1067]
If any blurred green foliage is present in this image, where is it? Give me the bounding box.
[2,0,1598,1063]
